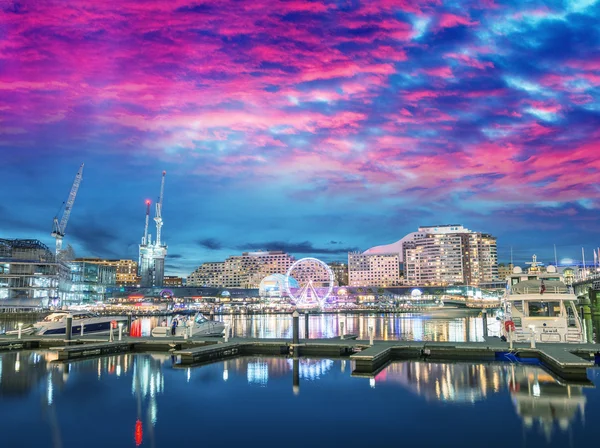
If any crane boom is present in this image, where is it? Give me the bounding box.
[154,171,166,246]
[52,163,84,254]
[142,200,151,245]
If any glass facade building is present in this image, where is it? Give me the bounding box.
[0,239,70,308]
[67,261,116,303]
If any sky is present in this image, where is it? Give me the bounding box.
[1,0,599,276]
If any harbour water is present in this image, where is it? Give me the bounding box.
[0,351,598,447]
[0,311,497,341]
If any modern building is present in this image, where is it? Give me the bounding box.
[365,225,498,286]
[187,262,225,287]
[188,251,295,288]
[348,253,401,287]
[328,262,348,286]
[0,239,70,308]
[224,251,295,288]
[75,258,139,286]
[67,260,116,303]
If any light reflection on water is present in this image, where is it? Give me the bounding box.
[0,351,597,447]
[215,312,496,341]
[1,312,497,341]
[2,312,600,342]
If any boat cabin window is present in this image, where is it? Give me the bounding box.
[527,301,561,317]
[194,314,208,324]
[43,313,67,322]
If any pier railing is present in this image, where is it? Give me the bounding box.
[509,286,571,295]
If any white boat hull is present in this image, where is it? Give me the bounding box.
[151,320,225,338]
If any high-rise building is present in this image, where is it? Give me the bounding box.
[0,239,70,308]
[348,253,401,287]
[188,251,295,288]
[75,258,139,286]
[365,225,498,286]
[139,172,168,287]
[328,262,348,286]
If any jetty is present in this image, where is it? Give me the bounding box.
[0,331,598,381]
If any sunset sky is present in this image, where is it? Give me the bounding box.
[1,0,599,276]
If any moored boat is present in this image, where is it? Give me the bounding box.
[501,256,584,343]
[5,311,129,336]
[151,313,226,337]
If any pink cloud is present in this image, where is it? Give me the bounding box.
[423,66,453,77]
[438,13,479,29]
[444,52,494,70]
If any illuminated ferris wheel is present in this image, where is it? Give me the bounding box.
[284,257,334,307]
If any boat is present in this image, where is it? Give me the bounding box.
[501,255,584,343]
[6,311,129,336]
[151,313,226,337]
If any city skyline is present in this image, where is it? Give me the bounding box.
[1,1,599,277]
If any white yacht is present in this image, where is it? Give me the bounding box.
[501,256,584,343]
[8,311,129,336]
[151,313,226,338]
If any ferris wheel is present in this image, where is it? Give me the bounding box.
[284,257,334,307]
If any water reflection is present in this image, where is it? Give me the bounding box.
[214,313,494,341]
[0,351,170,447]
[0,352,595,447]
[2,313,600,343]
[0,312,495,341]
[372,362,503,402]
[372,361,589,441]
[509,367,586,442]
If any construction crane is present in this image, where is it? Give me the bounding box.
[142,199,151,245]
[51,163,84,255]
[154,171,166,246]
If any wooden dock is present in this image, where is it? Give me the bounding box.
[0,334,598,380]
[54,341,133,360]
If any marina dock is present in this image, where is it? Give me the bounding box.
[0,334,598,381]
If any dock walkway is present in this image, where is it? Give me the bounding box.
[0,334,598,380]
